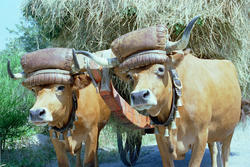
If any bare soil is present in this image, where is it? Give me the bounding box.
[101,120,250,167]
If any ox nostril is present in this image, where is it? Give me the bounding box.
[143,90,150,99]
[39,109,46,116]
[29,109,46,118]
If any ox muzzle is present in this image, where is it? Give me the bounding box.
[29,107,52,125]
[130,89,157,112]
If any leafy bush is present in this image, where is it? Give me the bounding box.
[1,142,56,167]
[0,48,35,152]
[7,17,50,52]
[0,16,50,163]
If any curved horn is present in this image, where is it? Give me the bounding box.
[7,60,25,79]
[165,15,200,53]
[74,50,119,68]
[72,49,80,71]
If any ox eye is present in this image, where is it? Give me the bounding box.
[158,67,164,73]
[126,74,133,81]
[31,88,35,93]
[57,85,65,91]
[156,66,165,77]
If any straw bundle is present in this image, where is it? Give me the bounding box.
[23,0,249,97]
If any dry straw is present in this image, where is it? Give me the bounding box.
[23,0,249,98]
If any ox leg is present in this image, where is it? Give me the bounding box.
[76,144,82,167]
[51,139,69,167]
[83,126,98,167]
[189,129,208,167]
[155,134,174,167]
[221,133,233,167]
[208,142,218,167]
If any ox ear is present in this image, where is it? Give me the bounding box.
[73,74,92,90]
[167,50,185,68]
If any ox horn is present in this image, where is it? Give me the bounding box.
[72,49,81,71]
[74,50,119,68]
[7,60,25,79]
[165,15,200,53]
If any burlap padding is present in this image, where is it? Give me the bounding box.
[111,25,167,61]
[21,48,73,73]
[22,73,72,88]
[119,50,168,70]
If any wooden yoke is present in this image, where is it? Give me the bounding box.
[87,61,153,129]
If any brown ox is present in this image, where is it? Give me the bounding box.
[80,16,246,167]
[124,52,241,167]
[8,50,111,167]
[117,26,241,167]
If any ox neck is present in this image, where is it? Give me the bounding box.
[50,91,78,133]
[149,69,181,126]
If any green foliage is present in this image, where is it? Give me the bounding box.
[0,48,35,151]
[173,23,185,37]
[7,17,50,52]
[1,143,56,167]
[173,18,204,38]
[0,16,51,164]
[122,6,137,17]
[0,46,49,165]
[0,16,50,155]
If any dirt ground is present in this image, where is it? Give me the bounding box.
[100,119,250,167]
[44,119,250,167]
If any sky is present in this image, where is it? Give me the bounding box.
[0,0,23,51]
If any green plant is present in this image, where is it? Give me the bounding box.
[7,17,50,52]
[1,142,56,167]
[0,14,52,163]
[0,48,35,152]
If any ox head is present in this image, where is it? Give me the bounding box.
[121,16,199,116]
[26,75,91,127]
[123,16,199,116]
[7,49,93,127]
[116,50,186,116]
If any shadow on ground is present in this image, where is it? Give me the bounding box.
[1,120,249,167]
[101,120,250,167]
[100,145,213,167]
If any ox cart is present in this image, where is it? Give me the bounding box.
[8,17,199,166]
[8,16,247,167]
[83,59,154,166]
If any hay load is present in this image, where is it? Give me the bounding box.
[23,0,249,98]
